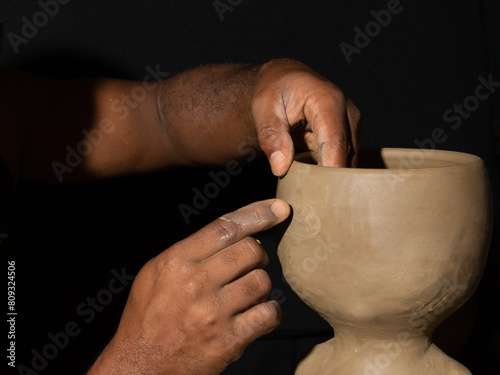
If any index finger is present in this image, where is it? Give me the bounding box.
[178,199,290,261]
[304,93,352,168]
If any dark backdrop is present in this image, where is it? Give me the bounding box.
[1,1,499,374]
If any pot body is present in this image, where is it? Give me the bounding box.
[276,148,492,338]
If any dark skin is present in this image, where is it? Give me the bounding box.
[0,58,360,374]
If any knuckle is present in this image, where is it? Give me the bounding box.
[153,244,187,274]
[141,256,159,275]
[322,136,349,154]
[196,305,218,328]
[326,88,347,107]
[152,251,173,275]
[241,237,264,256]
[253,269,272,295]
[257,124,282,151]
[183,271,209,299]
[241,269,271,297]
[309,81,346,107]
[257,302,281,330]
[212,217,240,243]
[221,203,274,232]
[306,90,346,122]
[234,303,280,341]
[241,238,268,265]
[255,302,280,327]
[220,238,263,265]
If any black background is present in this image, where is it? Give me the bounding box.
[1,0,499,374]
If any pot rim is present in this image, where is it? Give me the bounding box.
[293,148,483,173]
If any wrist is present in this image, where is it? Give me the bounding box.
[155,64,261,167]
[86,341,144,375]
[154,81,192,168]
[86,345,120,375]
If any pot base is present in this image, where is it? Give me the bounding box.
[296,335,471,375]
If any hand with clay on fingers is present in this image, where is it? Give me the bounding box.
[87,199,290,375]
[251,59,361,176]
[152,59,360,180]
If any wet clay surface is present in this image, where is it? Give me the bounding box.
[276,149,493,374]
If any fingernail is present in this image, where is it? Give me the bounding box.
[270,199,289,218]
[270,151,286,176]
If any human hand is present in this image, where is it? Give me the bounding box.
[252,59,361,176]
[87,199,290,375]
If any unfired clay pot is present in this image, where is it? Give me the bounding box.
[276,148,492,375]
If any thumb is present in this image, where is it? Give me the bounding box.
[252,99,294,177]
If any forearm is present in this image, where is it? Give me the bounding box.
[6,63,265,182]
[156,62,263,167]
[13,75,177,182]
